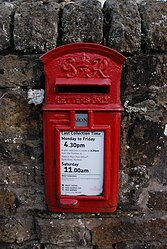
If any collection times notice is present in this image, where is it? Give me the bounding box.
[60,131,104,196]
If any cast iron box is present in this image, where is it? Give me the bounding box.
[40,42,126,212]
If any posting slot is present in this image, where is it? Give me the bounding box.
[56,85,110,94]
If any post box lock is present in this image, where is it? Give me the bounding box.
[40,42,126,213]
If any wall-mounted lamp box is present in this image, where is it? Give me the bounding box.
[40,42,126,213]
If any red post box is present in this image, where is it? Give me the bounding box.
[40,42,126,213]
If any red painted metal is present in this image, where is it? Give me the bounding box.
[40,42,126,213]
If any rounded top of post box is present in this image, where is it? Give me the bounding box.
[40,42,126,65]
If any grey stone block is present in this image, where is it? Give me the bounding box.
[36,218,91,246]
[139,0,167,51]
[61,0,103,44]
[0,190,16,216]
[0,2,14,51]
[14,1,60,52]
[0,55,42,88]
[104,0,141,53]
[0,214,35,244]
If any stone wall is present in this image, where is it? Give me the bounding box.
[0,0,167,248]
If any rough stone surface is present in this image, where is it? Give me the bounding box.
[121,55,167,184]
[0,241,39,249]
[14,1,60,52]
[0,55,43,88]
[44,245,93,249]
[91,217,167,247]
[0,2,14,51]
[120,54,167,210]
[105,240,167,249]
[61,0,103,44]
[0,215,35,244]
[36,218,91,246]
[147,191,167,210]
[0,191,16,216]
[139,0,167,52]
[122,55,167,97]
[104,0,141,53]
[0,88,43,164]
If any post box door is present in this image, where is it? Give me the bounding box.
[43,110,121,212]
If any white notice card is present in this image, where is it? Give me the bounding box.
[60,131,104,196]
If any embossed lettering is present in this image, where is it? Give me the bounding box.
[91,96,110,104]
[86,58,109,78]
[62,53,109,78]
[62,57,77,78]
[55,96,110,105]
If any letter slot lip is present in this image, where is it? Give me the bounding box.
[55,78,111,94]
